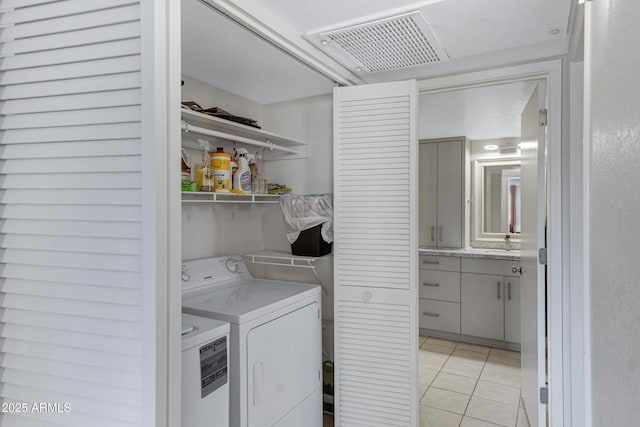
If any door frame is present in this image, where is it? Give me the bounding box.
[417,59,565,426]
[154,0,182,425]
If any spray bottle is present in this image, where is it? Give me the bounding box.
[233,148,251,193]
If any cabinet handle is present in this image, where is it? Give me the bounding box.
[423,312,440,318]
[422,282,440,287]
[497,282,501,299]
[508,282,511,301]
[422,260,440,265]
[439,226,443,242]
[431,226,435,242]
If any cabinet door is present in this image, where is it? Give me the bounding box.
[436,141,463,247]
[419,142,439,247]
[504,276,521,343]
[461,273,504,340]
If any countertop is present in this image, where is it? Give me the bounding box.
[419,247,521,261]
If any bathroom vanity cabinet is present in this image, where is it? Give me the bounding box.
[419,251,521,346]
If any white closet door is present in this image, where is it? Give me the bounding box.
[0,1,164,426]
[334,80,418,426]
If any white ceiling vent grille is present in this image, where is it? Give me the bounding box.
[310,11,449,73]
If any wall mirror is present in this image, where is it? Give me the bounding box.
[472,159,521,244]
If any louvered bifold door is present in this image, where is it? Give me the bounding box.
[333,80,418,427]
[0,1,148,426]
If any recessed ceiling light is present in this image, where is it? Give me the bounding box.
[484,144,498,151]
[550,28,560,35]
[520,142,538,150]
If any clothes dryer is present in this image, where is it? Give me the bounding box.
[182,256,322,427]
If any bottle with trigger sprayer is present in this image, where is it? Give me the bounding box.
[233,148,251,193]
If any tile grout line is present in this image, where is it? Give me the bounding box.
[420,336,522,427]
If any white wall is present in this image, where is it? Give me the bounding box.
[568,59,586,427]
[262,93,334,195]
[181,75,263,122]
[180,78,334,259]
[181,76,281,259]
[588,1,640,425]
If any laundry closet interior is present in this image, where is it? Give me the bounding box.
[178,1,337,426]
[178,0,540,426]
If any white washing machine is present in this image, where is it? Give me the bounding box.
[182,313,230,427]
[181,256,322,427]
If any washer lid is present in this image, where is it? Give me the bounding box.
[182,279,320,324]
[181,313,229,351]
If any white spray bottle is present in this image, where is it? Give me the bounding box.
[233,148,251,193]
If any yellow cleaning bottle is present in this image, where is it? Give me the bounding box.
[211,147,231,193]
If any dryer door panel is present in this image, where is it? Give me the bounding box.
[247,302,321,426]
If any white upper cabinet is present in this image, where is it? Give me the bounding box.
[419,143,439,246]
[419,137,470,248]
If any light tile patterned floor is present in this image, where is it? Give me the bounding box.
[419,336,530,427]
[323,336,530,427]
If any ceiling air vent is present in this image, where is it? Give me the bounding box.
[308,11,449,73]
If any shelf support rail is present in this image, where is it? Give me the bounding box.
[181,120,300,155]
[242,254,328,294]
[243,254,315,268]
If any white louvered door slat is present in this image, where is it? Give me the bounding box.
[0,4,140,40]
[334,80,418,426]
[0,73,141,99]
[0,1,152,425]
[1,56,141,85]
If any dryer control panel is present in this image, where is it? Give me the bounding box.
[182,256,251,292]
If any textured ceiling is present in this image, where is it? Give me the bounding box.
[182,0,573,104]
[253,0,444,33]
[256,0,573,81]
[419,81,538,140]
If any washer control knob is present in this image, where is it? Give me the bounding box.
[225,257,240,273]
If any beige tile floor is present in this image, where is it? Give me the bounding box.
[323,336,530,427]
[419,335,530,427]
